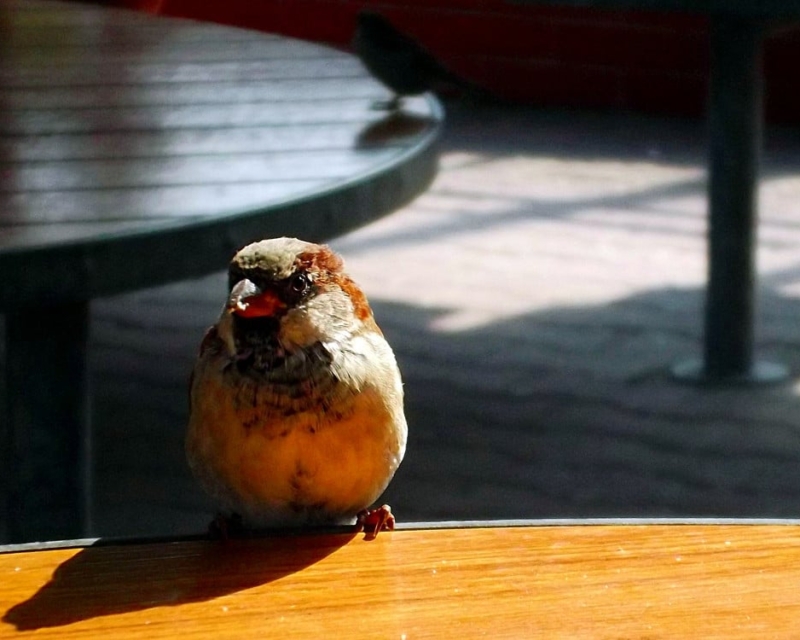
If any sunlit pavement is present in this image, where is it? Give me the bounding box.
[86,102,800,537]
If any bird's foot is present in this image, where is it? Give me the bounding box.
[370,96,402,111]
[356,504,395,540]
[208,512,244,540]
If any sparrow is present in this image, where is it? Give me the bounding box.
[353,10,483,110]
[186,237,407,537]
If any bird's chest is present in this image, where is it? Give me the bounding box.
[188,361,398,523]
[193,362,362,456]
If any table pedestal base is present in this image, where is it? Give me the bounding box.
[672,359,788,386]
[3,303,91,543]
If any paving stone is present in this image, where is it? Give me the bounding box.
[78,103,800,537]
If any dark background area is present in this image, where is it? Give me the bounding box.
[110,0,800,123]
[86,104,800,537]
[5,1,800,538]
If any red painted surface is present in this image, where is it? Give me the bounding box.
[116,0,800,123]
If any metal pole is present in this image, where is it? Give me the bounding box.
[4,303,92,542]
[674,15,786,384]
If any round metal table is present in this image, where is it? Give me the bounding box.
[0,0,441,543]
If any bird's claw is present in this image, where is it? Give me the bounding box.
[357,504,395,540]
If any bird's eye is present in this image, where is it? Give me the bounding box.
[288,272,310,294]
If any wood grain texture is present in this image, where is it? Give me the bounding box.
[2,524,800,638]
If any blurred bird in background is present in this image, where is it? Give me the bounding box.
[353,10,491,110]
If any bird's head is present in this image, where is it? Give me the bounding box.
[218,237,377,374]
[355,10,411,51]
[356,10,392,32]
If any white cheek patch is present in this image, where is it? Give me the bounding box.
[280,289,356,350]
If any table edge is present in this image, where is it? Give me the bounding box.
[4,517,800,554]
[0,93,443,309]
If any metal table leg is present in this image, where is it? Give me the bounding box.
[673,15,787,384]
[3,302,92,543]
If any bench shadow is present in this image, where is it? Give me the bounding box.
[3,530,356,631]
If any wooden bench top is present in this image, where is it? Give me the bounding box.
[2,521,800,638]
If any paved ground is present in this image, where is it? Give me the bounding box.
[58,102,800,537]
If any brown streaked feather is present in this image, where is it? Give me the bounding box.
[297,245,344,275]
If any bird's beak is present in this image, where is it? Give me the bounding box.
[227,279,285,318]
